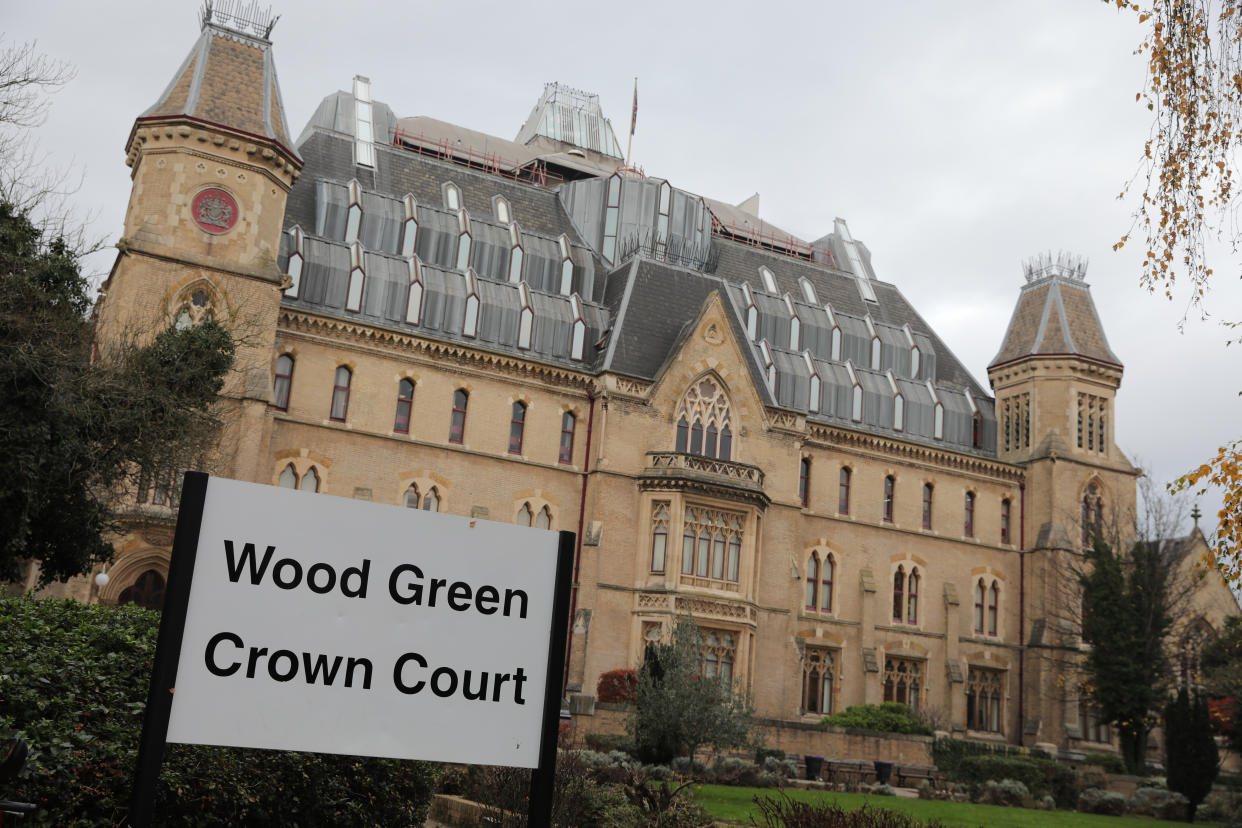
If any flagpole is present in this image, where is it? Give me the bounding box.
[625,77,636,169]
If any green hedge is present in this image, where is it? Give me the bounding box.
[930,736,1043,776]
[952,755,1078,809]
[0,597,439,826]
[819,703,932,735]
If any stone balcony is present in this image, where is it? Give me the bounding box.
[640,451,769,507]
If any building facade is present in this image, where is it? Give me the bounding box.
[72,10,1237,754]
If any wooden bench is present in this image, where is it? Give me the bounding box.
[895,765,941,788]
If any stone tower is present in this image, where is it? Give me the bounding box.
[95,6,301,486]
[988,253,1139,747]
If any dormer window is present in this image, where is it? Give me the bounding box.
[846,361,862,422]
[570,294,586,361]
[865,315,881,370]
[405,256,424,324]
[493,195,511,225]
[346,242,365,312]
[965,389,981,449]
[927,381,944,440]
[903,324,921,379]
[517,282,534,350]
[400,194,419,257]
[760,340,775,391]
[285,225,305,299]
[784,294,801,350]
[345,179,363,244]
[804,351,821,414]
[800,277,818,305]
[886,371,903,431]
[655,180,671,256]
[455,209,472,271]
[602,174,621,262]
[826,304,841,361]
[508,223,524,283]
[759,266,778,293]
[743,283,758,341]
[443,181,461,211]
[462,269,479,338]
[558,235,574,295]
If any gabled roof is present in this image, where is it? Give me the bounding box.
[990,269,1121,369]
[139,21,296,158]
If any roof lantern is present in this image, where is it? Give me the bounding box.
[515,83,624,160]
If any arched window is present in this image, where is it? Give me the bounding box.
[509,401,526,454]
[675,377,733,460]
[820,554,833,612]
[449,390,468,444]
[907,568,920,624]
[988,581,999,636]
[838,467,852,515]
[118,569,166,610]
[559,411,576,464]
[278,463,298,489]
[1001,499,1012,545]
[964,491,975,537]
[681,522,695,575]
[404,484,420,508]
[273,355,294,412]
[422,487,439,512]
[799,458,811,508]
[883,475,895,523]
[650,502,669,573]
[394,379,415,433]
[802,647,834,714]
[536,506,552,530]
[518,503,533,526]
[300,467,320,493]
[893,566,905,622]
[922,483,934,530]
[806,554,819,610]
[883,656,922,711]
[330,366,352,422]
[974,579,986,634]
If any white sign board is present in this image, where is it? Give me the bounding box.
[163,476,563,768]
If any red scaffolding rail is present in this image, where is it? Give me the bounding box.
[391,126,566,189]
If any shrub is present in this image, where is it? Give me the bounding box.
[1081,752,1126,774]
[0,597,439,827]
[753,794,949,827]
[954,755,1078,809]
[931,736,1031,776]
[762,755,799,779]
[755,746,786,764]
[1078,787,1128,815]
[1129,787,1189,821]
[597,668,639,704]
[669,756,707,778]
[819,703,932,735]
[583,732,636,756]
[975,778,1029,807]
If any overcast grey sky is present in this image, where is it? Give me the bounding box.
[8,1,1241,536]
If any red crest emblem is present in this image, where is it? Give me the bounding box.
[192,188,239,234]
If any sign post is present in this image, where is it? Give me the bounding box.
[127,472,573,826]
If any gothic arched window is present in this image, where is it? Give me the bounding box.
[674,377,733,460]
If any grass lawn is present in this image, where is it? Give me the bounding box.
[691,785,1223,827]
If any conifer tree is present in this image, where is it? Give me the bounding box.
[1164,687,1219,823]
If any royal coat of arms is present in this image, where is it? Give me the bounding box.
[192,188,239,234]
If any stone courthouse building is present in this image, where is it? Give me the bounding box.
[77,7,1237,754]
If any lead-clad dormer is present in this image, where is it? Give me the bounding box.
[559,174,714,269]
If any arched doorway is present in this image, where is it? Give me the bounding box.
[118,569,166,610]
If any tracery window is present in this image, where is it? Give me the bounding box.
[273,355,294,412]
[1180,620,1214,690]
[674,377,733,460]
[966,667,1003,733]
[882,656,922,711]
[394,379,415,433]
[805,551,834,612]
[650,501,670,573]
[278,463,320,493]
[801,647,835,714]
[700,628,736,684]
[973,579,1000,636]
[680,505,743,586]
[404,484,439,511]
[173,287,216,330]
[518,502,552,529]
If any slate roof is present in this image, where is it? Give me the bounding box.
[990,274,1121,368]
[139,22,296,157]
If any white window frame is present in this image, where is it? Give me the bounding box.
[286,225,304,299]
[401,193,419,258]
[405,256,424,324]
[346,241,365,312]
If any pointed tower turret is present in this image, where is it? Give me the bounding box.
[988,252,1138,750]
[97,5,303,483]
